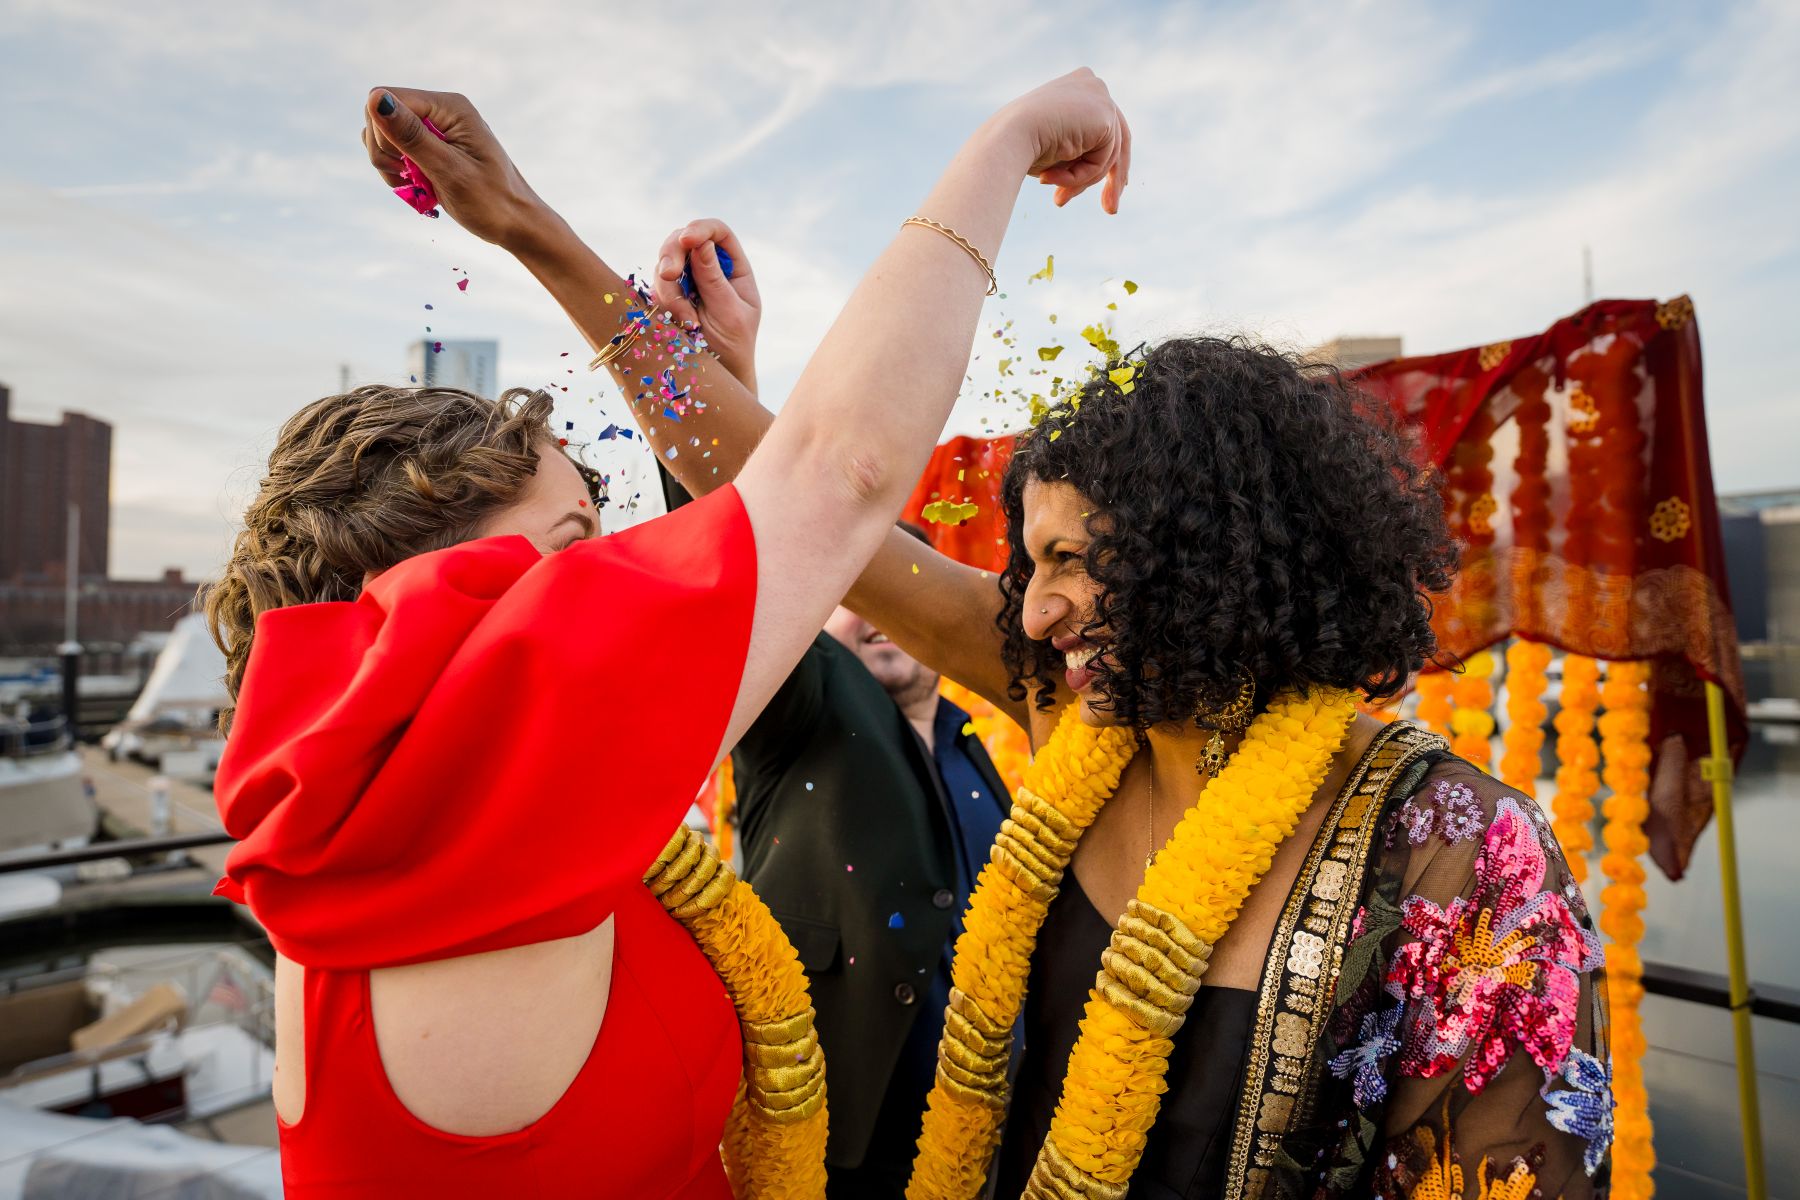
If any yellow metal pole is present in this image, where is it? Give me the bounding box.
[1704,680,1764,1199]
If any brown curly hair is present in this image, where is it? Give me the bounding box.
[206,385,602,729]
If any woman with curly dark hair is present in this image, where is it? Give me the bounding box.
[487,195,1612,1195]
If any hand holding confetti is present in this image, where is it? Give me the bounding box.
[362,87,555,250]
[652,219,763,393]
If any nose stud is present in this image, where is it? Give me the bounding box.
[1039,607,1049,614]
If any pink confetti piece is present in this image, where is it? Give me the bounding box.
[392,117,448,215]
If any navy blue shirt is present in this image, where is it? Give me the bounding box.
[933,697,1008,943]
[889,697,1012,1133]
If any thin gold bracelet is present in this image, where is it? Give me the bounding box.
[901,216,998,296]
[587,317,646,372]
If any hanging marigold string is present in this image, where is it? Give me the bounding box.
[1449,649,1497,769]
[1550,655,1603,885]
[1599,659,1655,1198]
[1415,669,1454,738]
[1500,639,1552,796]
[1508,364,1554,630]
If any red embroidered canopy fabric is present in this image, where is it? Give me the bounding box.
[1350,296,1743,880]
[902,434,1016,569]
[902,297,1742,880]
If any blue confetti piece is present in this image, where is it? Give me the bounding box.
[664,446,678,460]
[424,304,434,310]
[409,375,417,383]
[621,429,634,440]
[679,245,735,301]
[663,407,682,421]
[887,912,905,929]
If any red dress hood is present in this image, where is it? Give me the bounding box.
[213,486,757,969]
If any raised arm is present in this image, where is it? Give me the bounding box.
[637,219,1034,728]
[361,73,1128,750]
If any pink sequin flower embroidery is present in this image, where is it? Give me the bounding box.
[1396,778,1484,847]
[1386,796,1602,1094]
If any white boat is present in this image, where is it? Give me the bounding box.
[0,715,94,862]
[101,614,229,782]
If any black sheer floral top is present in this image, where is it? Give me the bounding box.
[990,726,1612,1199]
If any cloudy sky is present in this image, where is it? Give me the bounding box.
[2,0,1795,578]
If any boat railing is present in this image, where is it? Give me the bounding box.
[0,713,72,759]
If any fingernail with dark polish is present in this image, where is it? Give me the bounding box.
[377,92,396,117]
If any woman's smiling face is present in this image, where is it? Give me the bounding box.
[1017,477,1115,724]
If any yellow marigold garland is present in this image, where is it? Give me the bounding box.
[907,707,1135,1199]
[905,691,1357,1198]
[1034,689,1356,1193]
[1599,660,1655,1198]
[646,827,829,1199]
[1449,649,1496,768]
[1499,640,1552,796]
[1551,655,1602,884]
[1415,669,1454,738]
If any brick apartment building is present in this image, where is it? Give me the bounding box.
[0,382,198,653]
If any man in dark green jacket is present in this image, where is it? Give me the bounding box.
[727,528,1012,1198]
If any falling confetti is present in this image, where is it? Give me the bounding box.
[921,499,980,525]
[1028,255,1054,282]
[888,913,905,929]
[457,278,469,292]
[1038,346,1064,362]
[1123,280,1139,295]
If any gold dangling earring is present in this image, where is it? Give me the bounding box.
[1196,667,1256,779]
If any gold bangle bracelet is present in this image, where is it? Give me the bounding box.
[901,216,998,296]
[587,317,645,372]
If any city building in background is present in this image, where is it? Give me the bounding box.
[408,339,498,399]
[1720,489,1800,709]
[0,382,110,583]
[0,381,197,655]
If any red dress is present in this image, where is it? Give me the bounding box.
[213,486,758,1197]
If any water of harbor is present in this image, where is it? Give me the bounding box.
[1635,723,1799,1197]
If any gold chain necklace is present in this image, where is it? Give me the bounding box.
[1146,758,1157,871]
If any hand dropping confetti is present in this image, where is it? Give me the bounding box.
[392,116,448,215]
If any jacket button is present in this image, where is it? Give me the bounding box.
[932,889,955,910]
[894,983,917,1005]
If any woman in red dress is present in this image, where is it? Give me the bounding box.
[205,73,1129,1196]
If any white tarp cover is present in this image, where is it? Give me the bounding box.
[124,615,229,725]
[0,1101,280,1199]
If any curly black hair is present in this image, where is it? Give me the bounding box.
[997,335,1456,727]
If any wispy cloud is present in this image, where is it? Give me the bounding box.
[1,0,1795,580]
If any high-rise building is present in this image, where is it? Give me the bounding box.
[0,382,111,583]
[408,339,499,399]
